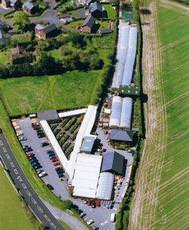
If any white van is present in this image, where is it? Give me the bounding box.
[110,213,116,222]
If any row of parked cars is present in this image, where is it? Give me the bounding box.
[46,150,64,179]
[31,120,65,180]
[18,132,48,178]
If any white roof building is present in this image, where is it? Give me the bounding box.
[72,153,102,198]
[112,21,138,89]
[109,96,133,129]
[96,172,114,200]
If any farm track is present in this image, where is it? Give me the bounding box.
[129,1,167,229]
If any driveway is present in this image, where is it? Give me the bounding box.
[43,200,88,230]
[30,9,61,26]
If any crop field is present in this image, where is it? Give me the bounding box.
[0,167,36,230]
[130,1,189,230]
[0,70,102,116]
[155,3,189,229]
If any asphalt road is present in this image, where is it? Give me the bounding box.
[0,133,63,230]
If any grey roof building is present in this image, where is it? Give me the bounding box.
[101,151,126,175]
[109,128,134,143]
[80,135,96,153]
[37,110,59,121]
[89,2,103,18]
[81,15,96,33]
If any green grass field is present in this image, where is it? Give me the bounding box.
[155,3,189,229]
[0,167,36,230]
[0,71,102,116]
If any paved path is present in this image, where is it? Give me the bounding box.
[43,200,88,230]
[0,133,63,230]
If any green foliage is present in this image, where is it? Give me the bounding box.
[13,12,30,32]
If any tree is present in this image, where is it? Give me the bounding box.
[13,12,30,32]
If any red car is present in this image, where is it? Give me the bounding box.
[51,158,59,163]
[53,161,60,166]
[26,152,34,157]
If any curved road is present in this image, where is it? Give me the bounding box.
[0,133,63,230]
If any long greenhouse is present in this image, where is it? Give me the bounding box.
[112,21,138,89]
[109,96,133,130]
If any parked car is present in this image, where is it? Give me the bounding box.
[47,184,54,190]
[53,162,60,166]
[47,150,54,155]
[33,164,42,170]
[49,154,56,159]
[51,158,59,163]
[80,212,86,218]
[41,142,49,147]
[39,171,48,178]
[87,219,94,225]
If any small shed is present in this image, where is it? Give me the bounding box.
[37,110,59,121]
[101,151,126,175]
[80,135,96,154]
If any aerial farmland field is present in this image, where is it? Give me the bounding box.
[130,1,189,229]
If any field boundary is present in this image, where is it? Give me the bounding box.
[129,1,167,229]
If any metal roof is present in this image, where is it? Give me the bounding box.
[101,151,125,175]
[89,2,103,13]
[109,129,134,142]
[23,1,38,10]
[72,153,102,198]
[37,110,59,121]
[80,135,96,153]
[96,172,114,200]
[82,15,96,28]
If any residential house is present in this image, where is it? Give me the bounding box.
[89,1,103,18]
[35,24,57,40]
[22,1,39,15]
[80,15,96,33]
[1,0,10,8]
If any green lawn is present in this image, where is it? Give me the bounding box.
[103,4,117,20]
[155,3,189,229]
[0,71,102,116]
[0,167,36,230]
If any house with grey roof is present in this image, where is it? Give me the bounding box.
[22,1,39,15]
[89,1,103,18]
[35,24,57,40]
[80,15,96,33]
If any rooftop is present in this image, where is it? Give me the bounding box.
[37,110,59,121]
[80,135,96,153]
